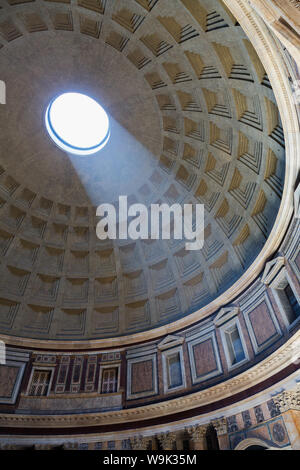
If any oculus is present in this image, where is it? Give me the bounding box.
[45,92,110,155]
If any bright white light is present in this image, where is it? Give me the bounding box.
[45,92,110,155]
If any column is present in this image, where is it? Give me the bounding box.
[211,418,228,450]
[187,425,207,450]
[157,432,177,451]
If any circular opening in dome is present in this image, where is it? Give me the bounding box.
[45,92,110,155]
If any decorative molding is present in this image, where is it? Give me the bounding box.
[0,348,30,404]
[186,424,207,441]
[242,291,282,354]
[261,257,286,285]
[219,316,249,371]
[273,384,300,412]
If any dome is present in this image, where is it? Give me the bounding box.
[0,0,289,345]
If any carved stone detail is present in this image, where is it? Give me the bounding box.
[157,432,176,450]
[211,418,227,436]
[63,442,79,450]
[130,435,150,450]
[187,424,207,441]
[273,384,300,413]
[288,0,300,10]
